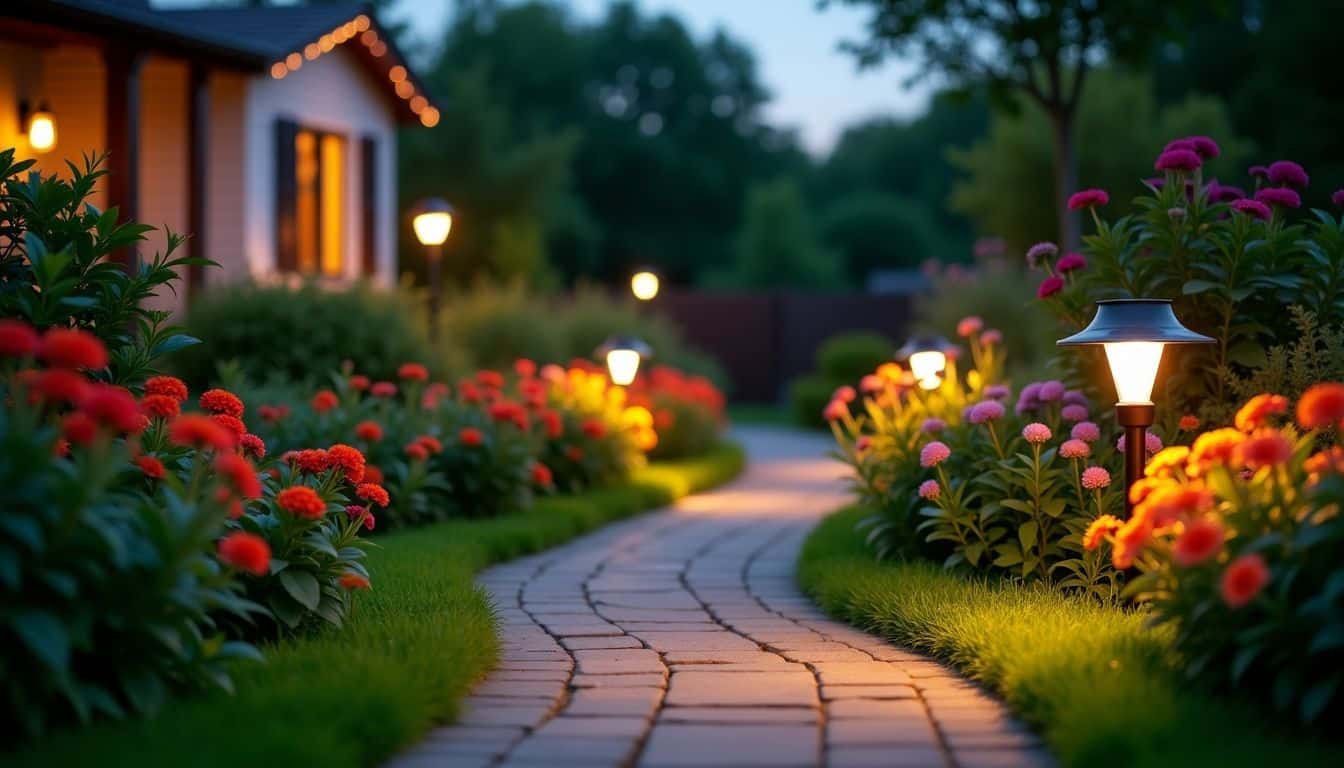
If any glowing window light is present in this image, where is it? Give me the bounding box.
[26,108,55,153]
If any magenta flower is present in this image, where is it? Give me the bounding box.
[1037,276,1065,299]
[1081,466,1112,490]
[984,384,1010,401]
[1255,187,1301,209]
[1025,242,1058,267]
[1333,189,1344,208]
[1267,160,1309,190]
[920,441,951,468]
[1016,382,1042,415]
[1164,138,1197,154]
[833,385,857,403]
[1184,136,1221,160]
[1206,181,1246,203]
[1231,198,1272,221]
[920,417,946,435]
[1071,421,1101,443]
[1063,389,1089,408]
[1061,404,1089,422]
[1022,422,1053,444]
[968,400,1006,425]
[956,315,984,337]
[1155,148,1202,172]
[1248,164,1268,179]
[918,479,941,501]
[1038,380,1066,402]
[1067,188,1109,210]
[1056,253,1086,273]
[1060,439,1091,460]
[981,329,1003,346]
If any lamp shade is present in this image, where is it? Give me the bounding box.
[596,336,652,386]
[1056,299,1214,346]
[411,197,454,246]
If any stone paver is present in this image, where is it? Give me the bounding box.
[387,427,1048,767]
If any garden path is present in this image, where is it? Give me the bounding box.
[388,427,1050,768]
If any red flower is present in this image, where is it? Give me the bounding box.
[416,435,443,454]
[34,369,90,405]
[239,433,266,460]
[0,319,40,358]
[1037,276,1065,298]
[144,375,189,402]
[1234,393,1288,432]
[538,409,564,439]
[294,448,331,474]
[458,381,482,403]
[370,381,397,398]
[169,414,236,451]
[40,328,108,370]
[199,388,245,418]
[327,443,367,483]
[215,453,262,499]
[349,375,371,392]
[338,573,371,591]
[217,532,271,576]
[1173,519,1223,567]
[140,393,181,420]
[258,404,291,423]
[1297,383,1344,430]
[1233,430,1293,470]
[364,465,384,484]
[61,412,97,445]
[397,362,429,381]
[458,427,484,447]
[80,384,144,434]
[565,445,584,462]
[1178,415,1200,432]
[514,358,537,378]
[476,370,505,389]
[277,486,326,519]
[1220,554,1270,608]
[136,455,166,479]
[355,420,384,442]
[404,442,429,461]
[529,462,554,488]
[311,389,340,413]
[581,419,607,439]
[211,413,247,437]
[356,482,390,508]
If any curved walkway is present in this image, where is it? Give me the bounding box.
[389,427,1050,768]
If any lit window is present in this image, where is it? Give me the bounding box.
[290,128,346,277]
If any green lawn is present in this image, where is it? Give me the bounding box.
[4,442,746,768]
[798,506,1344,768]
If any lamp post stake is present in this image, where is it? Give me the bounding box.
[1116,402,1155,516]
[427,243,443,341]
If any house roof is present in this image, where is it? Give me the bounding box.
[7,0,439,126]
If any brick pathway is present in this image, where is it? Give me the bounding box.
[388,427,1050,768]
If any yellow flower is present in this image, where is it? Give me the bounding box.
[1144,446,1190,478]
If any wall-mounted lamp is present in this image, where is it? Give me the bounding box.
[20,101,56,153]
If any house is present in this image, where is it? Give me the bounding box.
[0,0,438,309]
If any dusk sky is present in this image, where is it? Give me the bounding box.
[384,0,933,155]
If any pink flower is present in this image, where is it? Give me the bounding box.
[860,375,884,393]
[920,417,946,434]
[1060,439,1091,459]
[1333,189,1344,208]
[984,384,1010,401]
[918,479,941,500]
[1247,164,1268,179]
[956,316,984,337]
[1266,160,1308,189]
[1038,380,1066,402]
[968,400,1005,425]
[855,436,871,453]
[1037,276,1065,299]
[1025,242,1057,267]
[1081,466,1111,490]
[919,441,951,468]
[1116,431,1164,455]
[822,399,848,422]
[1022,423,1052,444]
[1231,198,1272,221]
[1183,136,1221,160]
[1066,189,1109,210]
[1061,404,1089,422]
[833,386,857,403]
[1207,181,1245,203]
[1056,253,1086,273]
[1063,389,1089,407]
[1221,554,1270,608]
[1255,187,1301,209]
[1071,421,1101,443]
[981,329,1002,346]
[1155,148,1201,172]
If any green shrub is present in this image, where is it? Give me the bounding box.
[789,375,836,429]
[175,282,434,387]
[817,332,895,382]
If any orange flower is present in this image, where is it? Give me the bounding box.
[217,532,271,576]
[311,389,340,413]
[1111,517,1153,569]
[1297,382,1344,430]
[1187,428,1246,476]
[356,483,390,508]
[1128,476,1168,505]
[338,573,371,591]
[1305,446,1344,481]
[199,388,245,418]
[1232,429,1293,470]
[327,444,367,483]
[169,414,236,451]
[1220,554,1270,608]
[1234,393,1288,432]
[1178,414,1200,432]
[277,486,326,519]
[294,448,331,474]
[1144,446,1190,478]
[1083,515,1122,550]
[1172,518,1223,567]
[355,420,384,442]
[364,465,384,485]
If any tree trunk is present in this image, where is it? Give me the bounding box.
[1050,108,1080,250]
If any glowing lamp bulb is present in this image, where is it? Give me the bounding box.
[412,211,452,247]
[1104,341,1165,404]
[631,271,660,301]
[27,110,55,153]
[606,349,641,386]
[908,350,946,387]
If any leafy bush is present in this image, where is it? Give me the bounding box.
[790,332,895,428]
[1101,386,1344,724]
[628,365,726,460]
[175,281,434,387]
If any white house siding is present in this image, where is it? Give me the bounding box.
[205,71,249,287]
[242,45,398,287]
[138,56,189,315]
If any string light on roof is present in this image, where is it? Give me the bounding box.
[304,43,320,60]
[388,65,407,83]
[395,80,414,99]
[420,107,440,128]
[285,52,302,70]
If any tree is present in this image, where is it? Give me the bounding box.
[716,179,843,289]
[819,193,937,282]
[828,0,1219,249]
